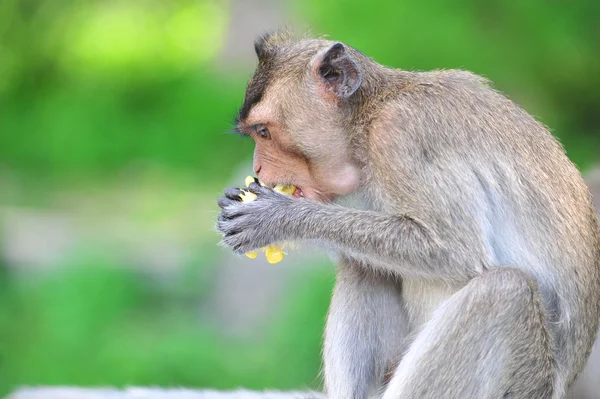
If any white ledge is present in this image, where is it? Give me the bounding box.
[7,387,324,399]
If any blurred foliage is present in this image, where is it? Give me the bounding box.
[0,0,599,395]
[0,75,250,184]
[0,0,252,185]
[0,255,333,395]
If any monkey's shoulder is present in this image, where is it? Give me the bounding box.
[412,69,492,90]
[370,69,554,154]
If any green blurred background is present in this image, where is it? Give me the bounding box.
[0,0,599,395]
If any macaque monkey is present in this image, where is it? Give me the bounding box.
[217,32,600,399]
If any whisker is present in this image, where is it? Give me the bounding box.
[224,127,249,137]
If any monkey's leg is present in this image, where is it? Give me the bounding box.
[382,268,555,399]
[324,259,408,399]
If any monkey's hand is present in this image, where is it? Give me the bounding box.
[217,182,295,254]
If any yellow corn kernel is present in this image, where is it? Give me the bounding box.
[239,189,257,203]
[265,245,284,264]
[245,251,258,259]
[273,184,296,196]
[245,176,255,188]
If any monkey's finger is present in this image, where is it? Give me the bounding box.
[232,245,248,255]
[219,203,248,220]
[217,210,246,224]
[218,195,238,209]
[232,239,255,255]
[217,218,242,236]
[222,231,246,249]
[224,187,244,200]
[220,235,239,250]
[247,182,270,195]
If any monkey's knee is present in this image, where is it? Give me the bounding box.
[468,267,541,309]
[464,267,553,354]
[383,268,554,399]
[473,267,534,290]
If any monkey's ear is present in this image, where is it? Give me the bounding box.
[314,43,362,100]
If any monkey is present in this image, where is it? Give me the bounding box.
[586,167,600,211]
[216,31,600,399]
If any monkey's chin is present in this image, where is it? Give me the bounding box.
[294,185,340,202]
[298,186,335,202]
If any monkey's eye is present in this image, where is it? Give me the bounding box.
[256,126,271,139]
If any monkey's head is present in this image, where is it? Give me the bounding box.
[234,32,366,202]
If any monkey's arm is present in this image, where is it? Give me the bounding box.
[217,184,488,281]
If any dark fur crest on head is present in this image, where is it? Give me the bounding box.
[237,30,302,124]
[236,30,373,125]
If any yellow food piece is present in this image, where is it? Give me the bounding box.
[239,189,257,203]
[265,245,284,264]
[273,184,296,196]
[245,176,255,188]
[245,251,258,259]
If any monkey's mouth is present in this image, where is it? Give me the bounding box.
[269,181,305,198]
[293,187,304,198]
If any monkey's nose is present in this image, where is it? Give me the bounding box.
[254,165,262,175]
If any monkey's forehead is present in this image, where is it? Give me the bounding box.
[237,64,274,124]
[236,61,298,124]
[236,38,344,125]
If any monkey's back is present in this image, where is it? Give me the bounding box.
[365,69,600,390]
